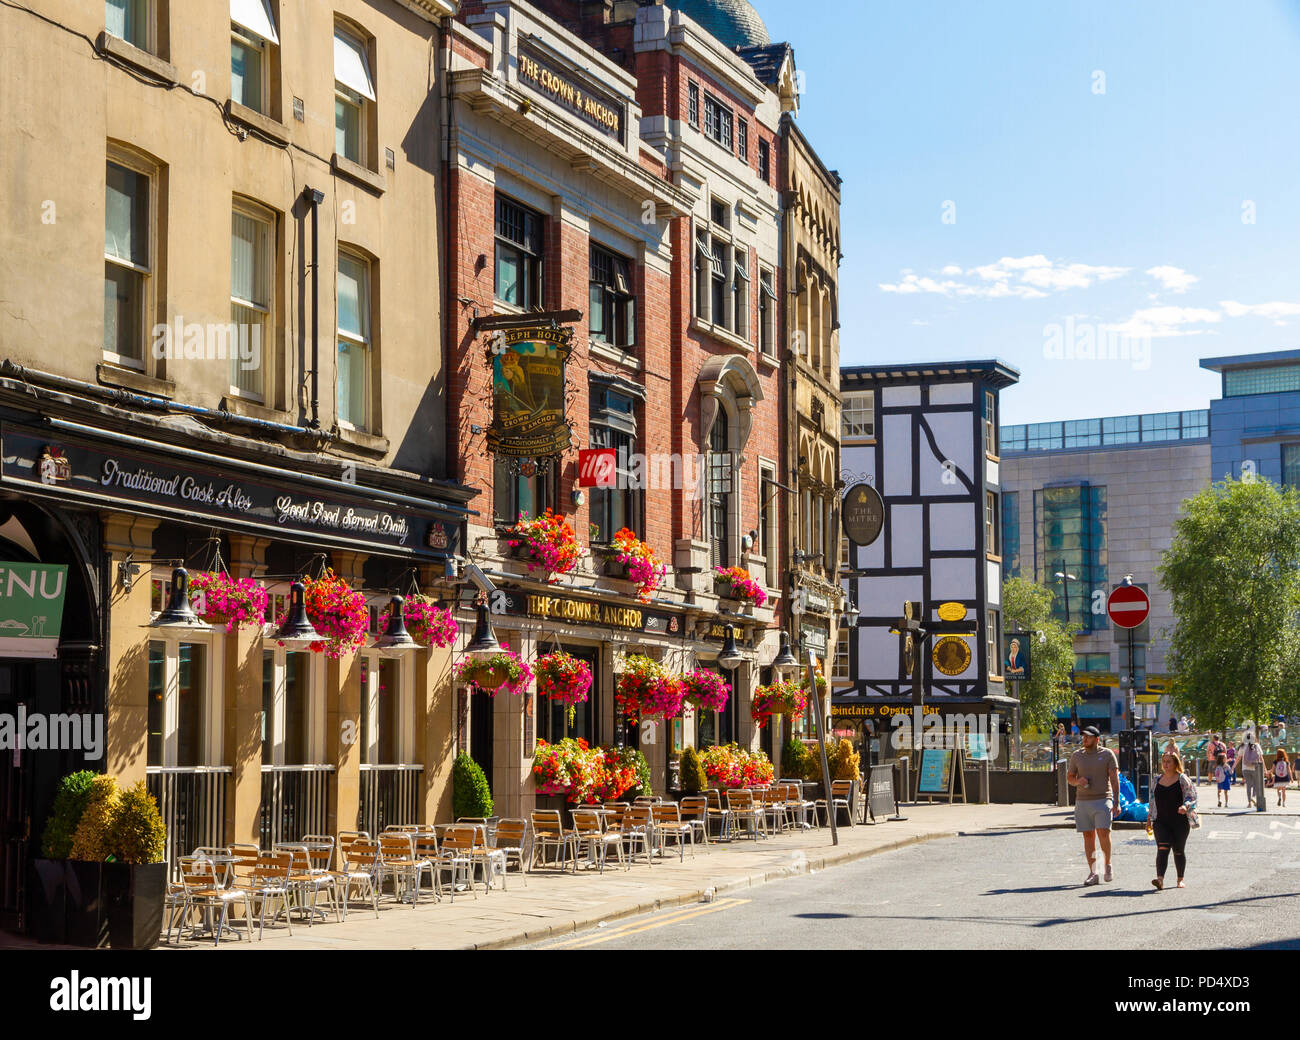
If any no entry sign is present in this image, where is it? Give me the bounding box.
[1107,584,1150,629]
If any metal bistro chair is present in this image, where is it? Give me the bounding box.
[529,810,578,874]
[179,857,254,946]
[331,839,382,918]
[725,789,767,841]
[679,796,710,846]
[437,825,482,898]
[652,804,695,862]
[493,818,530,886]
[377,832,432,906]
[572,809,627,873]
[704,789,733,842]
[622,804,658,865]
[234,852,294,940]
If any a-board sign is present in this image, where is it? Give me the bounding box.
[867,763,897,821]
[917,748,953,794]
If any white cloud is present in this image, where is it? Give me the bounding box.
[1146,266,1198,294]
[1220,300,1300,324]
[1104,306,1222,339]
[880,255,1129,300]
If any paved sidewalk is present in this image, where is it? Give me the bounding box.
[173,802,1076,951]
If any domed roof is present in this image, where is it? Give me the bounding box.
[670,0,771,50]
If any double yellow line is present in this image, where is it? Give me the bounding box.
[546,898,750,949]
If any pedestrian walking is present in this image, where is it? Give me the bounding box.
[1053,723,1065,764]
[1214,752,1232,807]
[1068,726,1121,886]
[1240,733,1263,803]
[1146,748,1197,890]
[1278,721,1288,745]
[1274,750,1291,808]
[1070,721,1080,743]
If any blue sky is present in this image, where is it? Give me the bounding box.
[761,0,1300,425]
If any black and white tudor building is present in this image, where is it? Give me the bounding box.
[835,361,1020,736]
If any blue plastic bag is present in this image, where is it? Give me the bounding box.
[1114,773,1149,823]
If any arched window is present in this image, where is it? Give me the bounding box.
[709,414,731,569]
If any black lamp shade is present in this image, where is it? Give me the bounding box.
[718,624,743,669]
[151,567,202,627]
[274,581,320,649]
[772,629,798,673]
[465,600,501,657]
[374,595,417,656]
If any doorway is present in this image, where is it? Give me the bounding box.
[469,690,494,802]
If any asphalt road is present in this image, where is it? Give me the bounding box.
[529,811,1300,950]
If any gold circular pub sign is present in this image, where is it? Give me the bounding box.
[932,636,972,676]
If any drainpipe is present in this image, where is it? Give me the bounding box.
[302,186,325,429]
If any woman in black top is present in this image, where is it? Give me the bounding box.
[1146,749,1196,889]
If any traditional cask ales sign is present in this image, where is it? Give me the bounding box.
[487,325,574,460]
[517,42,625,143]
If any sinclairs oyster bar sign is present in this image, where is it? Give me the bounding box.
[2,425,459,558]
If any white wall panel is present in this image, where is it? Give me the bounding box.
[930,557,977,602]
[881,386,921,407]
[919,412,974,496]
[882,414,913,496]
[929,501,976,551]
[929,382,973,405]
[890,504,923,567]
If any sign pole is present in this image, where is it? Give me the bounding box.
[1127,626,1135,732]
[807,648,838,846]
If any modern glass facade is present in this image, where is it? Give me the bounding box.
[1002,409,1208,454]
[1224,363,1300,398]
[1284,444,1300,490]
[1034,483,1108,631]
[1001,490,1021,578]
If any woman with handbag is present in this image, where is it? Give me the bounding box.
[1146,748,1198,890]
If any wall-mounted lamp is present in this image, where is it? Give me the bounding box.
[571,488,586,507]
[118,552,142,592]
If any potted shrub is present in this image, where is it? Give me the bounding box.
[66,774,120,948]
[452,753,494,819]
[277,569,369,658]
[751,681,808,730]
[535,651,593,726]
[680,746,709,795]
[378,594,458,648]
[608,528,668,603]
[699,744,775,789]
[31,770,98,945]
[455,644,533,697]
[188,570,269,632]
[506,509,582,581]
[104,780,168,950]
[714,566,768,608]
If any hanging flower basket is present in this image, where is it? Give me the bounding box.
[682,669,731,714]
[609,528,668,603]
[535,651,593,726]
[616,655,685,723]
[751,681,808,730]
[378,594,458,649]
[456,645,533,698]
[188,571,268,633]
[507,509,582,581]
[714,566,768,608]
[277,570,368,659]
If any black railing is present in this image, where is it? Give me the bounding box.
[259,765,333,848]
[358,765,424,835]
[147,767,231,878]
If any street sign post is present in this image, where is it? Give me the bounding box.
[1108,580,1150,730]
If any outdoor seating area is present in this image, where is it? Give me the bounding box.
[161,782,868,947]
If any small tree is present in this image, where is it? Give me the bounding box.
[107,780,167,864]
[452,753,494,819]
[1002,577,1078,733]
[829,739,861,781]
[69,775,120,862]
[41,770,99,859]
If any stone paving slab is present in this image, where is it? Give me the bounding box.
[170,802,1075,951]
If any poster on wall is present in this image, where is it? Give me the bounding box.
[0,563,67,659]
[486,325,574,461]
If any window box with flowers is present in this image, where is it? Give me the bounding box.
[535,651,593,726]
[455,645,533,697]
[276,570,369,658]
[188,571,269,632]
[714,566,767,608]
[377,594,458,649]
[605,529,667,603]
[615,654,685,723]
[506,509,582,581]
[751,681,808,729]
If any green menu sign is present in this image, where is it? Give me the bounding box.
[0,563,67,659]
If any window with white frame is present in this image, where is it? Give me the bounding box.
[687,81,700,128]
[231,0,278,114]
[261,647,325,765]
[987,610,1000,680]
[231,201,273,400]
[334,25,375,166]
[496,195,544,310]
[759,268,776,357]
[841,391,875,440]
[732,248,749,340]
[360,653,413,765]
[104,157,152,366]
[337,250,371,429]
[834,623,850,682]
[106,0,153,52]
[737,118,748,161]
[703,92,733,150]
[148,636,222,768]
